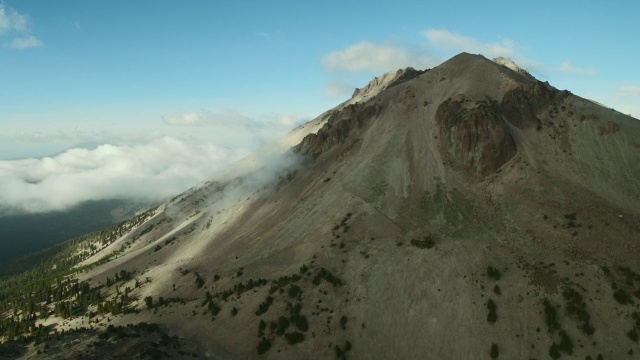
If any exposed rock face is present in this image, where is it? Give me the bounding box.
[295,102,380,158]
[501,81,571,129]
[599,121,620,135]
[493,57,533,79]
[436,96,517,177]
[351,67,427,103]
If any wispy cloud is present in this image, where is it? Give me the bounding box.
[0,4,29,33]
[321,30,539,99]
[0,137,250,214]
[423,29,515,58]
[256,31,272,42]
[9,35,42,49]
[618,85,640,98]
[322,41,436,73]
[0,3,43,49]
[163,109,306,131]
[559,61,597,76]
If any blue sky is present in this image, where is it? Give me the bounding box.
[0,0,639,213]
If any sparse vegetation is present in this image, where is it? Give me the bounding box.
[562,287,595,335]
[490,343,499,358]
[487,299,497,323]
[543,298,560,333]
[284,332,305,345]
[493,285,501,295]
[487,266,502,281]
[614,289,633,304]
[255,296,274,316]
[409,234,435,249]
[194,272,205,289]
[257,337,271,355]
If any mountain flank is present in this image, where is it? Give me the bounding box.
[1,53,639,360]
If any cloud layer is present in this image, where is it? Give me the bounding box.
[0,137,250,215]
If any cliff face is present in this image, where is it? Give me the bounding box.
[501,81,572,129]
[294,102,380,159]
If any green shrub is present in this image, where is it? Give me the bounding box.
[194,272,205,289]
[558,330,573,354]
[543,298,560,332]
[487,266,502,280]
[144,296,153,309]
[493,285,501,295]
[257,337,271,355]
[284,332,305,345]
[487,299,497,323]
[628,328,639,342]
[290,314,308,332]
[614,289,633,304]
[409,235,435,249]
[276,316,290,336]
[340,315,348,330]
[490,343,499,358]
[288,285,302,299]
[255,296,274,316]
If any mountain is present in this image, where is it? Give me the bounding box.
[1,53,640,359]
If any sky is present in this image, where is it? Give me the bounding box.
[1,0,639,214]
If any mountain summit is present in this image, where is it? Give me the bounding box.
[3,53,640,359]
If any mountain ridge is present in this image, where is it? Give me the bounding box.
[2,52,640,360]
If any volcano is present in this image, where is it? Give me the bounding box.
[4,53,640,360]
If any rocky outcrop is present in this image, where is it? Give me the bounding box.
[493,57,533,79]
[295,102,380,159]
[437,96,517,177]
[501,81,571,129]
[598,121,620,135]
[351,67,427,103]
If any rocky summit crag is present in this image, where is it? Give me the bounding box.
[1,53,640,360]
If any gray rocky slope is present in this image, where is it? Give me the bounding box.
[22,53,640,359]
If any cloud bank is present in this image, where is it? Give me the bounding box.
[0,137,250,215]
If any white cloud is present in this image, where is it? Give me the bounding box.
[163,112,208,126]
[322,41,435,73]
[0,137,251,214]
[9,35,42,49]
[0,4,29,33]
[559,61,596,76]
[0,4,43,49]
[423,29,515,58]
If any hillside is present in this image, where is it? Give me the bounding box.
[1,53,640,360]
